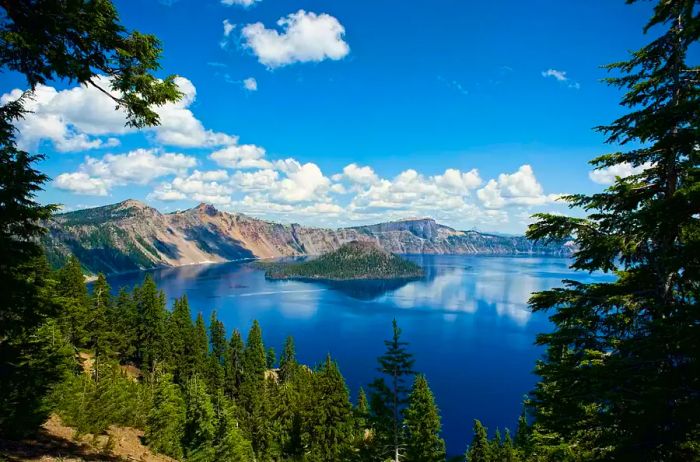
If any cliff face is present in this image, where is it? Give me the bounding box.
[42,200,573,274]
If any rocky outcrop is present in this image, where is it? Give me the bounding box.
[42,199,572,274]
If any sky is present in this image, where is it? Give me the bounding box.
[0,0,675,233]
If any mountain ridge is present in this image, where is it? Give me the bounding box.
[42,199,573,275]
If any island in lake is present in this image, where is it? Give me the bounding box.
[261,241,425,281]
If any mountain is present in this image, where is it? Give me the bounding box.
[42,199,573,275]
[262,241,425,281]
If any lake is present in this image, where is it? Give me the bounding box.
[105,254,612,456]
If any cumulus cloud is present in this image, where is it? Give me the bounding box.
[541,68,580,89]
[54,148,197,195]
[477,165,560,208]
[210,144,272,169]
[243,77,258,91]
[271,159,331,202]
[54,173,111,196]
[1,76,237,152]
[589,162,650,185]
[150,170,233,205]
[241,10,350,68]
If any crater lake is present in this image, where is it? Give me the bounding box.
[104,254,613,456]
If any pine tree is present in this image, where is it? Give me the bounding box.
[56,255,90,347]
[501,430,519,462]
[403,374,446,462]
[145,372,185,459]
[214,397,255,461]
[207,311,226,392]
[88,273,112,364]
[0,0,180,438]
[353,387,374,461]
[193,313,209,379]
[308,355,354,461]
[111,287,139,362]
[266,346,276,369]
[525,1,700,460]
[466,420,490,462]
[167,295,194,382]
[370,319,415,462]
[183,376,216,461]
[224,329,244,398]
[135,275,168,370]
[243,320,267,382]
[279,335,297,382]
[514,410,530,455]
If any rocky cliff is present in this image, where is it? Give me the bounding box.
[42,200,573,274]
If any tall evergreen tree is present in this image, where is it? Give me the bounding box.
[308,355,354,461]
[145,372,185,460]
[224,329,245,398]
[243,320,267,381]
[167,295,194,382]
[526,1,700,460]
[111,287,139,362]
[193,313,209,379]
[403,374,446,462]
[135,275,167,370]
[466,420,490,462]
[0,0,181,438]
[184,376,216,461]
[214,398,255,461]
[370,319,415,462]
[88,273,112,364]
[279,335,297,382]
[55,255,90,347]
[207,311,226,392]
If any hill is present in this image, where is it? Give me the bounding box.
[42,199,574,274]
[262,241,425,281]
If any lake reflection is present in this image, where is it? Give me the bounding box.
[105,255,612,456]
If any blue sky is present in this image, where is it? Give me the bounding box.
[0,0,674,233]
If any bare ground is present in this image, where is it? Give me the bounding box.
[0,415,175,462]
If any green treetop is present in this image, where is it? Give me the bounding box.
[466,419,490,462]
[370,319,415,462]
[403,374,446,462]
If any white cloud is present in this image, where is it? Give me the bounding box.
[589,162,650,185]
[222,0,260,6]
[243,77,258,91]
[433,168,482,193]
[232,169,279,191]
[223,19,235,37]
[150,170,233,205]
[332,163,380,188]
[54,172,110,196]
[210,144,272,169]
[271,159,331,202]
[1,76,237,151]
[477,165,560,208]
[53,148,197,196]
[541,68,580,89]
[242,10,350,68]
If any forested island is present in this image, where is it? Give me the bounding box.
[261,241,425,281]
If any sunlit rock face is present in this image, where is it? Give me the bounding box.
[43,199,572,275]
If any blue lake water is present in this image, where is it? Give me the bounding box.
[105,254,612,456]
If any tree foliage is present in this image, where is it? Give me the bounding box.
[525,1,700,460]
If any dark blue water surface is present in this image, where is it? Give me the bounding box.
[105,255,612,456]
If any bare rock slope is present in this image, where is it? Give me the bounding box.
[42,199,572,275]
